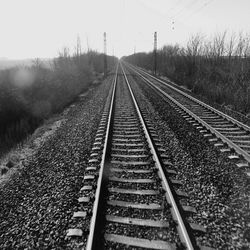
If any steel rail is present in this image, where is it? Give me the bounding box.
[121,64,195,250]
[86,64,118,250]
[127,62,250,132]
[125,63,250,163]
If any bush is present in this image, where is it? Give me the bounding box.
[0,50,117,156]
[123,32,250,115]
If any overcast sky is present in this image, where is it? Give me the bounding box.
[0,0,249,59]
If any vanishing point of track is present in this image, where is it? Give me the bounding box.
[66,63,210,249]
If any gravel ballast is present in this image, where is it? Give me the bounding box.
[0,76,113,249]
[128,72,250,249]
[144,69,250,126]
[101,74,181,249]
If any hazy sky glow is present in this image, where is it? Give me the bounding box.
[0,0,249,59]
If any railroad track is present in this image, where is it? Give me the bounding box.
[66,64,211,249]
[124,62,250,176]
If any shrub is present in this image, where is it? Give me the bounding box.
[124,32,250,115]
[0,50,117,156]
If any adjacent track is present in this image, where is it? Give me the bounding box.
[67,64,210,249]
[125,62,250,173]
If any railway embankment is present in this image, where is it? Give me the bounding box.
[0,75,113,249]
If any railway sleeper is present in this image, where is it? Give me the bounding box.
[111,154,149,158]
[109,177,155,183]
[104,234,176,250]
[108,187,159,195]
[106,215,169,228]
[107,200,163,210]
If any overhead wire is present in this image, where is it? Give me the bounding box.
[183,0,214,19]
[176,0,214,23]
[168,0,184,14]
[135,0,194,31]
[132,0,214,49]
[170,0,200,19]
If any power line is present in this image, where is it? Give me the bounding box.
[171,0,200,19]
[168,0,184,15]
[177,0,214,22]
[135,0,171,21]
[187,0,214,18]
[104,32,107,77]
[135,0,193,31]
[153,32,157,76]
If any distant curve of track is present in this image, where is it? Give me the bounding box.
[66,63,211,250]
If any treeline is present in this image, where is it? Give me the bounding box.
[0,50,117,155]
[123,32,250,116]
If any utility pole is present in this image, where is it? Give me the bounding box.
[86,34,91,66]
[86,36,90,53]
[153,31,157,76]
[112,46,115,67]
[104,32,107,78]
[76,34,81,65]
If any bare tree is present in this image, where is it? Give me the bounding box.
[212,31,227,64]
[227,32,236,66]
